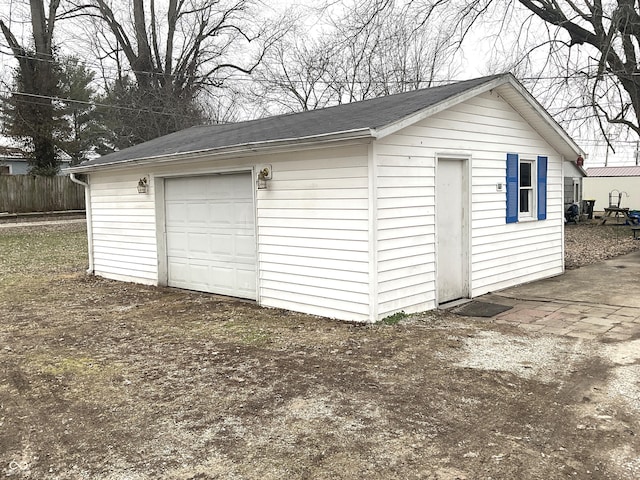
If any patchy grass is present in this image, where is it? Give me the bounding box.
[1,222,639,479]
[0,223,87,297]
[378,310,407,325]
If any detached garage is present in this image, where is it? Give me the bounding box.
[67,73,584,322]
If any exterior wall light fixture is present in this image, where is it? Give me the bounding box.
[256,165,272,190]
[137,177,148,194]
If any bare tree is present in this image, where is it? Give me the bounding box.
[75,0,276,148]
[247,0,459,115]
[419,0,640,146]
[330,1,458,100]
[248,29,337,114]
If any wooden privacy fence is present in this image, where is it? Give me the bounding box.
[0,175,85,214]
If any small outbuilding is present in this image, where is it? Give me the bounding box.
[584,166,640,212]
[67,73,584,322]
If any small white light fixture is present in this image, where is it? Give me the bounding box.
[137,177,148,194]
[256,165,271,190]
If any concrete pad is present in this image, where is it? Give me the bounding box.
[518,324,546,332]
[565,331,598,340]
[581,306,620,316]
[542,312,583,323]
[607,314,638,322]
[538,326,574,335]
[602,333,632,342]
[609,323,640,334]
[616,307,640,317]
[535,304,564,312]
[496,250,640,309]
[467,251,640,341]
[582,317,620,327]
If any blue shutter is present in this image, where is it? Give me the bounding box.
[506,153,518,223]
[537,156,548,220]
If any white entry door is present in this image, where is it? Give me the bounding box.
[164,174,256,299]
[436,158,468,304]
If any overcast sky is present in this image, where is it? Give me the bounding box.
[0,0,637,167]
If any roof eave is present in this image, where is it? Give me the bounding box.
[65,128,374,174]
[372,74,511,139]
[495,77,584,160]
[373,73,584,161]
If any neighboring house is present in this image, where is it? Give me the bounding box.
[0,144,72,175]
[66,73,584,323]
[564,160,587,209]
[584,166,640,212]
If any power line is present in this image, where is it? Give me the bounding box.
[0,89,204,120]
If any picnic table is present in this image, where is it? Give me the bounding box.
[599,207,639,225]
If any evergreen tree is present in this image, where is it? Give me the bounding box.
[59,58,106,165]
[0,1,65,176]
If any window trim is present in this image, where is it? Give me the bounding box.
[518,158,536,220]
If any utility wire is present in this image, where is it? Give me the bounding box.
[0,89,207,120]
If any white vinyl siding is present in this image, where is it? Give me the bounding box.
[375,90,563,313]
[440,92,563,296]
[89,171,158,283]
[256,146,371,321]
[374,142,436,318]
[87,144,371,321]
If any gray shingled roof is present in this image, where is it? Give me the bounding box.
[73,75,506,169]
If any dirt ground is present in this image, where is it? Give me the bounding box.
[1,222,639,479]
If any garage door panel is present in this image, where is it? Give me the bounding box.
[234,202,254,224]
[187,203,209,224]
[210,265,234,283]
[166,203,187,223]
[168,259,188,283]
[166,232,188,255]
[189,262,214,286]
[165,173,256,299]
[188,234,210,255]
[209,204,235,224]
[235,235,256,260]
[209,234,233,256]
[237,268,257,290]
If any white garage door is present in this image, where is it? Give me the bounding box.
[164,174,256,299]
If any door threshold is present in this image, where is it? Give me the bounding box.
[438,298,471,310]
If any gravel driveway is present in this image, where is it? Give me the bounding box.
[565,221,640,268]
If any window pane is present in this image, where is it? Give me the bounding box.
[520,162,532,187]
[520,189,529,213]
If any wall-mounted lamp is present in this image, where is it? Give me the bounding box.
[137,177,148,194]
[256,165,272,190]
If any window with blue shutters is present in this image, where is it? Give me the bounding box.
[506,154,547,223]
